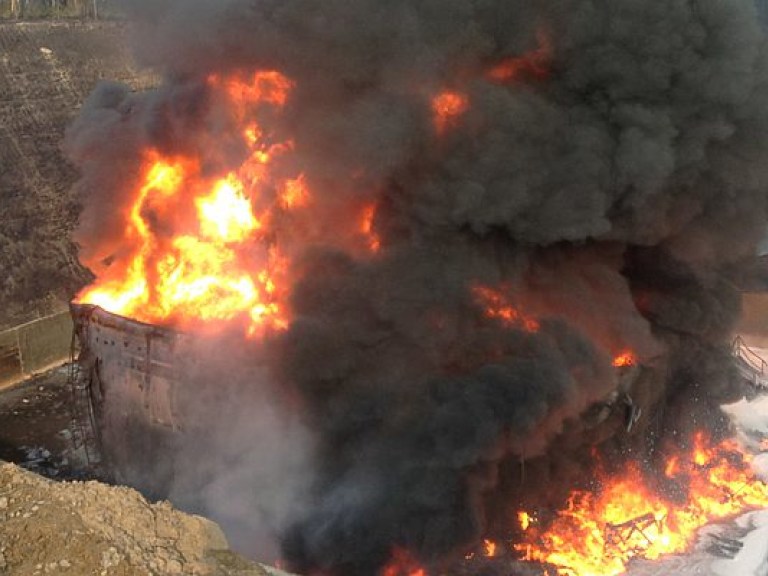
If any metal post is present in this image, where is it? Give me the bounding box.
[15,328,24,378]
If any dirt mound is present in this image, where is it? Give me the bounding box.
[0,462,288,576]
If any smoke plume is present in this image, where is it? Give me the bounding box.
[66,0,768,573]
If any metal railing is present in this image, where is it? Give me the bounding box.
[0,0,117,20]
[0,311,74,389]
[732,335,768,388]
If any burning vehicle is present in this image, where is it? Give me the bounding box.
[65,0,768,574]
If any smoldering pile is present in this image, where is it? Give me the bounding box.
[65,0,768,574]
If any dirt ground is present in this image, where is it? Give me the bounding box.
[0,366,87,479]
[0,20,157,330]
[0,366,78,475]
[0,461,286,576]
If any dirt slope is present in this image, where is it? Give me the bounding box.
[0,461,292,576]
[0,20,155,330]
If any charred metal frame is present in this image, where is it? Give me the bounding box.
[70,303,185,485]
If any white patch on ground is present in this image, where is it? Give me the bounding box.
[723,394,768,451]
[711,511,768,576]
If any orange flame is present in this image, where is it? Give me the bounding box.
[196,174,261,242]
[431,90,469,135]
[381,549,427,576]
[473,285,540,332]
[279,174,310,210]
[487,28,552,83]
[514,433,768,575]
[77,71,304,337]
[518,511,532,531]
[360,203,382,252]
[211,69,294,108]
[483,539,498,558]
[612,351,636,368]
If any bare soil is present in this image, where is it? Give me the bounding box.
[0,366,84,478]
[0,461,281,575]
[0,20,156,330]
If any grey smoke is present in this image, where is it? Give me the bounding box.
[66,0,768,573]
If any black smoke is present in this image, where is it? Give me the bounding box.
[66,0,768,573]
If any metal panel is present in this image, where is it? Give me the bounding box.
[71,303,184,490]
[0,329,22,387]
[0,311,73,389]
[71,303,182,430]
[16,312,73,373]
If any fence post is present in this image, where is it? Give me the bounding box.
[15,328,24,378]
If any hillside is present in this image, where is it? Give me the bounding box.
[0,20,155,330]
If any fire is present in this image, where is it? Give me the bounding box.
[483,539,498,558]
[279,175,310,210]
[487,28,552,83]
[518,511,532,531]
[473,285,540,332]
[430,30,550,136]
[360,203,382,252]
[210,69,294,108]
[431,90,469,134]
[612,351,636,368]
[77,70,304,336]
[196,175,261,242]
[381,549,427,576]
[515,433,768,575]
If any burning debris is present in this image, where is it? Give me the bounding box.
[511,433,768,574]
[64,0,768,574]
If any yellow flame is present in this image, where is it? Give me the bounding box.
[196,175,260,242]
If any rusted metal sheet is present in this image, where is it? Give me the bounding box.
[71,303,183,489]
[71,303,182,428]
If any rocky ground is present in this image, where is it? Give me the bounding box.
[0,461,292,576]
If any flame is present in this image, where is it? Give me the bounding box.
[514,433,768,575]
[612,351,636,368]
[487,28,552,83]
[431,90,469,134]
[196,175,261,242]
[279,174,310,210]
[473,285,540,332]
[381,550,426,576]
[360,203,382,252]
[518,511,532,531]
[483,539,498,558]
[664,456,680,478]
[211,69,294,108]
[77,70,304,336]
